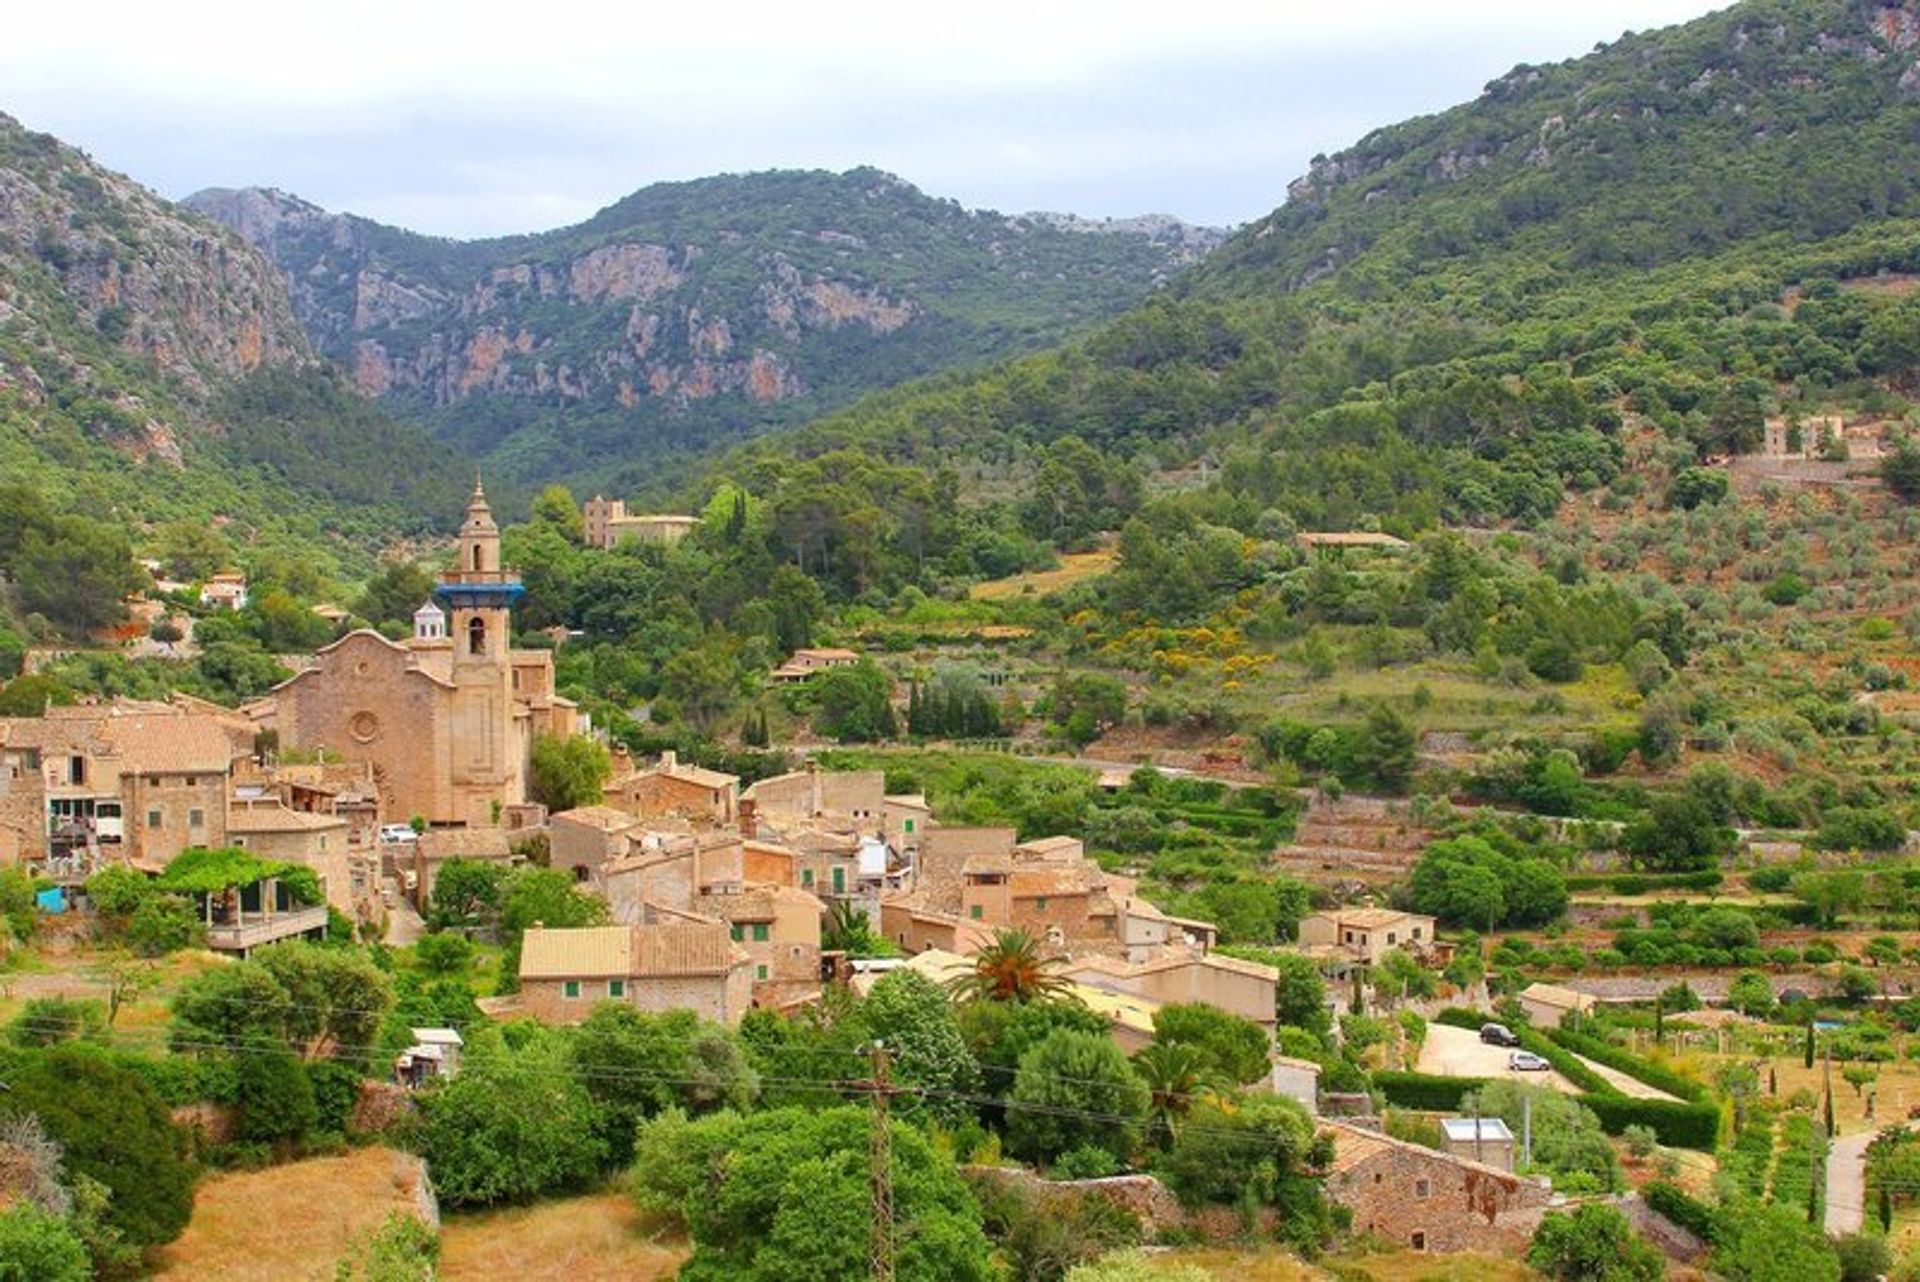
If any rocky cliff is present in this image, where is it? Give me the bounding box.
[187,169,1224,485]
[0,112,463,545]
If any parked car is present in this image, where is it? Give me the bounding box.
[1509,1050,1550,1072]
[379,824,420,845]
[1479,1022,1520,1047]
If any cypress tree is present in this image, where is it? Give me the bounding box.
[1805,1020,1816,1069]
[1881,1186,1894,1233]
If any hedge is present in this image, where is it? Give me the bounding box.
[1373,1071,1488,1111]
[1516,1028,1616,1096]
[1642,1180,1720,1243]
[1581,1095,1721,1151]
[1545,1027,1707,1103]
[1564,870,1724,895]
[1434,1008,1485,1032]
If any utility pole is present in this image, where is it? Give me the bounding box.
[1523,1094,1533,1170]
[855,1040,897,1282]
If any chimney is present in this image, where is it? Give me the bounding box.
[660,750,678,771]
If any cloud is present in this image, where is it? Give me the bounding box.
[4,0,1729,236]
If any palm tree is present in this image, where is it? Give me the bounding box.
[945,927,1072,1004]
[1133,1042,1220,1146]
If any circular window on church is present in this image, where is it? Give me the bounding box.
[349,711,379,744]
[355,660,370,677]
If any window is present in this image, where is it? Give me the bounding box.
[1387,932,1396,945]
[831,867,845,893]
[188,808,204,828]
[750,923,770,942]
[1343,930,1352,944]
[69,756,86,786]
[1413,926,1423,939]
[1415,1178,1430,1199]
[729,924,744,942]
[801,869,814,888]
[904,819,915,833]
[755,964,768,981]
[467,616,487,656]
[146,810,162,829]
[471,545,482,572]
[608,980,625,998]
[969,905,983,920]
[1410,1232,1426,1251]
[318,836,327,851]
[1035,897,1049,910]
[563,981,580,999]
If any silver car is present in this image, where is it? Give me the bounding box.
[1509,1050,1550,1072]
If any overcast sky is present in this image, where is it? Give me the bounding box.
[4,1,1726,240]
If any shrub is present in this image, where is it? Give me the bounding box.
[1008,1031,1149,1168]
[1373,1071,1485,1111]
[1642,1179,1719,1243]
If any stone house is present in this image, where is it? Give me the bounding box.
[518,910,754,1025]
[703,884,828,1006]
[1320,1120,1550,1254]
[198,571,249,611]
[410,827,517,910]
[1518,981,1598,1029]
[579,497,699,549]
[601,831,744,921]
[1270,1056,1322,1114]
[741,763,887,832]
[768,647,861,683]
[1298,907,1439,966]
[609,751,738,827]
[1060,952,1279,1031]
[548,804,642,883]
[0,706,241,874]
[226,800,354,914]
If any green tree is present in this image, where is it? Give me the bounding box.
[1131,1041,1219,1146]
[0,1204,90,1282]
[811,660,897,743]
[861,970,981,1123]
[946,928,1071,1004]
[528,734,612,812]
[1622,793,1735,872]
[1007,1029,1150,1168]
[7,1046,195,1247]
[14,516,141,636]
[570,1006,757,1162]
[631,1105,995,1282]
[659,644,743,736]
[354,560,438,629]
[1150,1003,1271,1085]
[1711,1202,1840,1282]
[1527,1203,1664,1281]
[234,1046,318,1146]
[1727,971,1776,1018]
[333,1211,440,1282]
[1156,1094,1335,1250]
[426,859,509,932]
[421,1042,608,1207]
[1361,703,1418,792]
[1880,437,1920,503]
[255,941,394,1059]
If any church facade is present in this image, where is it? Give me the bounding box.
[256,483,578,828]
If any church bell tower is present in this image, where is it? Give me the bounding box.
[435,479,525,823]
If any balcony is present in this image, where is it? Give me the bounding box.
[205,905,330,955]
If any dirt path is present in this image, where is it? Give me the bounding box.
[1415,1024,1680,1102]
[1571,1054,1680,1102]
[1826,1129,1875,1236]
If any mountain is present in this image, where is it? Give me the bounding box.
[0,112,467,563]
[717,0,1920,537]
[185,171,1225,490]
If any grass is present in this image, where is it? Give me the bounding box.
[439,1191,687,1281]
[969,547,1117,600]
[152,1147,430,1281]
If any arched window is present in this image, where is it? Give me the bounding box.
[471,544,482,572]
[467,616,486,656]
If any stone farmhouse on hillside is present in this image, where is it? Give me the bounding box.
[579,497,699,549]
[1320,1119,1550,1254]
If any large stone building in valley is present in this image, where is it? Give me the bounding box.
[254,482,578,828]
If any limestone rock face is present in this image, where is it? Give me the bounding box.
[1,122,311,395]
[186,167,1220,482]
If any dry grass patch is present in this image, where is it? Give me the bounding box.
[970,548,1117,600]
[1332,1250,1541,1281]
[152,1147,430,1281]
[439,1191,686,1281]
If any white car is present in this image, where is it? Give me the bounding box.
[379,824,420,845]
[1509,1050,1550,1072]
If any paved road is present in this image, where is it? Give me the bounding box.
[1827,1128,1875,1235]
[1415,1023,1679,1101]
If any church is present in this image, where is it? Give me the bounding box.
[253,482,579,828]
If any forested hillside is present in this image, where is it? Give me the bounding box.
[0,112,468,643]
[186,173,1221,491]
[716,0,1920,551]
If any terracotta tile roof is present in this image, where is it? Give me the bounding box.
[633,921,744,977]
[1013,835,1083,859]
[648,759,738,790]
[1322,1119,1526,1184]
[519,926,632,979]
[417,828,513,861]
[1010,867,1094,898]
[551,805,640,833]
[98,715,237,774]
[1521,982,1596,1011]
[227,806,348,833]
[1296,531,1410,549]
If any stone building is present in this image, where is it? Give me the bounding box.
[1320,1120,1550,1254]
[704,884,828,1006]
[226,799,355,914]
[579,497,699,549]
[518,910,754,1025]
[0,705,243,873]
[1298,907,1440,966]
[255,482,579,829]
[608,751,738,828]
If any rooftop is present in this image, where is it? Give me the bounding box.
[1441,1118,1515,1143]
[519,926,632,979]
[227,806,350,834]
